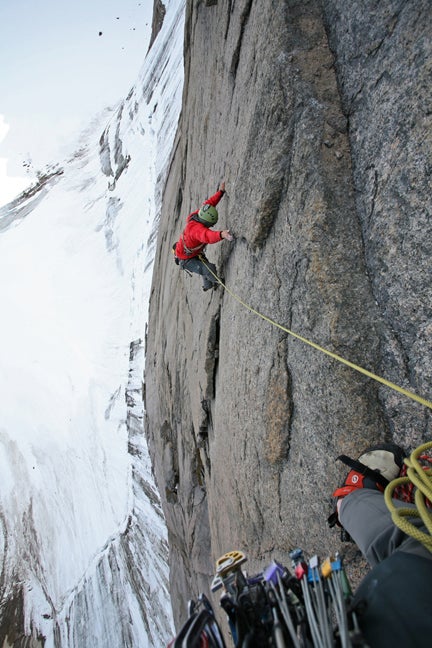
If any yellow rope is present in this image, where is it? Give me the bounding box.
[199,257,432,410]
[200,258,432,549]
[385,442,432,552]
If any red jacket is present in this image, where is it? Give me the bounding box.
[175,190,225,260]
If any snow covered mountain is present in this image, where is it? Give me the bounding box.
[0,0,185,645]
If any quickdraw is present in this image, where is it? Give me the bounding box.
[170,549,364,647]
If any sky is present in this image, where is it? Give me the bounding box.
[0,0,154,207]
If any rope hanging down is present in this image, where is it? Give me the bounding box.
[199,256,432,411]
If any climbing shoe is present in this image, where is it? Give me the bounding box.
[328,443,406,538]
[202,283,219,292]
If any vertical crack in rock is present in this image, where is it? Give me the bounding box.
[229,0,253,80]
[203,309,221,402]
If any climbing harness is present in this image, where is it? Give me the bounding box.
[199,258,432,411]
[385,441,432,552]
[169,549,366,647]
[181,232,206,257]
[172,243,193,276]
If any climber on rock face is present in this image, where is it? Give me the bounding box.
[173,181,233,291]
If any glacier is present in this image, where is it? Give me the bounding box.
[0,0,185,645]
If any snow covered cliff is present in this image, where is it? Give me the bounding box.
[0,0,185,645]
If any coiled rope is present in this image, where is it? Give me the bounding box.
[384,442,432,552]
[199,257,432,411]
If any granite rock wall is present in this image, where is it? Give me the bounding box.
[145,0,432,627]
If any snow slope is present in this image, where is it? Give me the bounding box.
[0,1,185,645]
